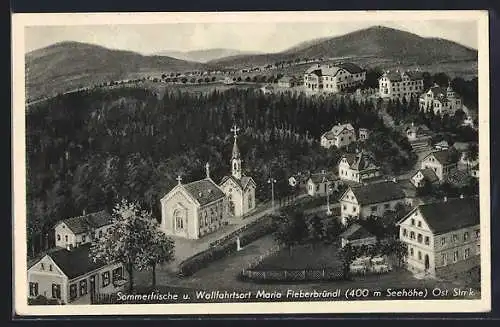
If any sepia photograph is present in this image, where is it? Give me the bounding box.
[12,10,490,315]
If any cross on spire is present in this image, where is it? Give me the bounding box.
[230,124,240,139]
[176,175,182,185]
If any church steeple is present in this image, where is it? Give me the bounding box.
[230,124,242,180]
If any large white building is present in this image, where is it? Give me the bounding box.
[378,70,424,100]
[397,197,480,278]
[320,123,356,149]
[304,62,366,94]
[419,83,463,116]
[160,165,228,240]
[339,180,412,225]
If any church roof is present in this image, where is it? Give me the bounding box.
[220,175,255,190]
[232,138,241,159]
[182,179,226,206]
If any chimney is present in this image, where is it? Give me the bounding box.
[205,162,210,179]
[444,196,448,202]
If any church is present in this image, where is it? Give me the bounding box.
[219,125,257,218]
[160,163,228,240]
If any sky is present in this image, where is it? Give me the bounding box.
[25,20,478,55]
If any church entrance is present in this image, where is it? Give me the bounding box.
[173,209,187,237]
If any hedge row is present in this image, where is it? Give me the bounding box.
[240,268,344,282]
[178,216,276,277]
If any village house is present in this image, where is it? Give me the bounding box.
[260,84,274,95]
[434,140,450,151]
[160,164,228,240]
[340,223,377,248]
[403,122,432,142]
[27,244,126,304]
[397,197,480,278]
[420,149,459,181]
[277,76,295,88]
[54,210,114,250]
[339,180,412,225]
[358,128,370,141]
[378,70,424,100]
[338,151,382,183]
[303,62,366,94]
[306,170,341,197]
[320,123,356,149]
[219,126,257,218]
[419,83,463,116]
[410,168,439,188]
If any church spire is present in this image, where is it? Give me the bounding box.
[230,124,242,179]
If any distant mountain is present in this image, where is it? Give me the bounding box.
[25,41,213,100]
[208,26,478,68]
[155,48,263,63]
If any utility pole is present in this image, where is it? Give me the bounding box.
[326,179,332,216]
[268,178,277,212]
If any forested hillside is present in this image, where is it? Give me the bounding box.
[26,87,413,255]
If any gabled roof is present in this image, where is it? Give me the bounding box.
[347,181,407,205]
[30,244,110,280]
[402,197,479,235]
[416,168,439,183]
[182,178,226,206]
[424,149,458,166]
[339,151,379,171]
[404,71,424,80]
[322,123,355,140]
[308,171,339,184]
[278,76,295,83]
[56,210,113,235]
[381,71,402,82]
[220,175,256,190]
[337,63,365,74]
[340,223,375,240]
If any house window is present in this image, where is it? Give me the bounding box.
[442,253,448,266]
[452,234,458,243]
[57,234,61,241]
[411,219,415,226]
[29,282,38,297]
[410,231,415,239]
[343,205,347,211]
[464,248,470,259]
[453,250,459,262]
[352,207,357,213]
[112,267,123,283]
[99,230,103,238]
[410,248,414,256]
[102,271,110,287]
[464,232,469,241]
[70,284,77,300]
[371,205,377,212]
[49,264,53,272]
[476,244,480,255]
[441,237,446,246]
[417,221,422,228]
[424,236,430,245]
[79,279,88,296]
[82,235,86,242]
[417,234,423,243]
[65,235,68,242]
[403,229,407,237]
[248,193,253,209]
[51,284,61,299]
[475,230,480,239]
[40,263,45,270]
[418,251,422,260]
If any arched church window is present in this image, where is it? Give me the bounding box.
[248,193,253,209]
[174,210,184,230]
